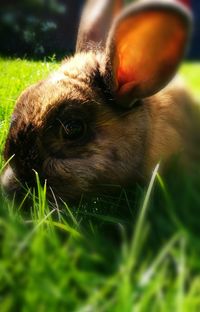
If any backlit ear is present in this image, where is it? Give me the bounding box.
[76,0,124,52]
[105,1,192,107]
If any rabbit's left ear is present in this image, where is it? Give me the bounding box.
[76,0,124,52]
[105,1,192,107]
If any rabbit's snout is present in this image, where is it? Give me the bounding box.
[1,164,41,208]
[1,165,22,199]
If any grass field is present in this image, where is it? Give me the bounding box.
[0,57,200,311]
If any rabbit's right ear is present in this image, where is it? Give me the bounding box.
[76,0,124,52]
[104,1,192,107]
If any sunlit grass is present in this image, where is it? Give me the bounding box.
[0,57,200,311]
[181,62,200,101]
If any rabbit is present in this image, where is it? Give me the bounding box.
[1,0,198,203]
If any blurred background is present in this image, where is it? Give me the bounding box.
[0,0,199,59]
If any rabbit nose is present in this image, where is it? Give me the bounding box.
[1,165,21,198]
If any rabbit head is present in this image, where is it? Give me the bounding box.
[1,0,192,203]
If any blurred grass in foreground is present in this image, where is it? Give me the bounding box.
[0,58,200,311]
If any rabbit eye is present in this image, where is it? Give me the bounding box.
[62,119,87,141]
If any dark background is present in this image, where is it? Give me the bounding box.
[0,0,199,59]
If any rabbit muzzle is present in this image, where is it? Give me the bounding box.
[1,166,21,199]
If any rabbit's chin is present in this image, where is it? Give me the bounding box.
[45,182,136,207]
[0,173,133,211]
[0,163,138,208]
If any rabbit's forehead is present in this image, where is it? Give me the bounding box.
[10,52,106,134]
[48,52,102,84]
[39,54,103,111]
[13,76,96,128]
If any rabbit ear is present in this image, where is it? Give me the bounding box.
[105,0,192,107]
[76,0,124,52]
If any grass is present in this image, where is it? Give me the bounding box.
[0,57,200,311]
